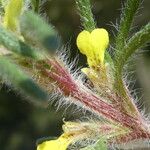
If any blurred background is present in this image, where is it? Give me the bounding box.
[0,0,150,149]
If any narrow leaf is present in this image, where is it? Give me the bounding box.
[116,23,150,73]
[115,0,140,55]
[76,0,96,31]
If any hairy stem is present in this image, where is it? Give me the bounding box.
[45,59,146,131]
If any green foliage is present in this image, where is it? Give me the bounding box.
[0,26,44,60]
[114,0,141,93]
[20,11,61,53]
[116,23,150,74]
[0,56,49,102]
[115,0,140,53]
[113,0,150,95]
[75,0,96,31]
[114,17,150,105]
[113,0,150,114]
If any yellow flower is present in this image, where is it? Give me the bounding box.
[3,0,23,31]
[76,28,109,68]
[37,133,74,150]
[37,121,92,150]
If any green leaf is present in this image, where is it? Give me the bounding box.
[115,0,140,56]
[116,23,150,74]
[0,26,44,60]
[20,11,61,53]
[76,0,96,31]
[0,56,49,102]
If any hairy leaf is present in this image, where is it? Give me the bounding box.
[20,11,61,53]
[0,26,44,60]
[115,0,140,54]
[116,23,150,74]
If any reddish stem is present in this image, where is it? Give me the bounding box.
[44,59,150,142]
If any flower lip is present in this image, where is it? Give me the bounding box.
[76,28,109,68]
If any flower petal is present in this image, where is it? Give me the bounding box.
[37,133,73,150]
[76,28,109,67]
[91,28,109,64]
